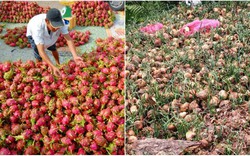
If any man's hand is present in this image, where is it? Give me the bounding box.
[37,44,61,77]
[73,56,83,63]
[51,66,61,77]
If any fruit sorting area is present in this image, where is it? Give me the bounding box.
[0,1,125,155]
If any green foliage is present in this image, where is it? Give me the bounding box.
[126,1,179,24]
[126,4,146,24]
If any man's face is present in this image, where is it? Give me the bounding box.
[46,19,60,32]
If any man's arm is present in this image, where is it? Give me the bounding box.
[37,44,61,77]
[63,33,83,62]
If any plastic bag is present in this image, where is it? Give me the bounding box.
[140,23,164,34]
[185,0,202,6]
[179,19,220,37]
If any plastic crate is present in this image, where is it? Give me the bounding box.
[64,15,76,30]
[59,0,74,6]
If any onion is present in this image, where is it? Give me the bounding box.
[179,112,187,118]
[209,96,220,107]
[218,90,228,100]
[200,139,209,148]
[184,114,194,122]
[186,131,196,141]
[128,136,138,144]
[196,90,208,100]
[229,92,238,100]
[162,104,170,112]
[180,102,189,112]
[130,105,138,113]
[167,124,176,131]
[134,121,143,130]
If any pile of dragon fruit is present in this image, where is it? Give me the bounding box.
[96,37,124,55]
[0,37,125,155]
[0,1,49,23]
[56,30,91,47]
[0,26,91,49]
[72,1,115,28]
